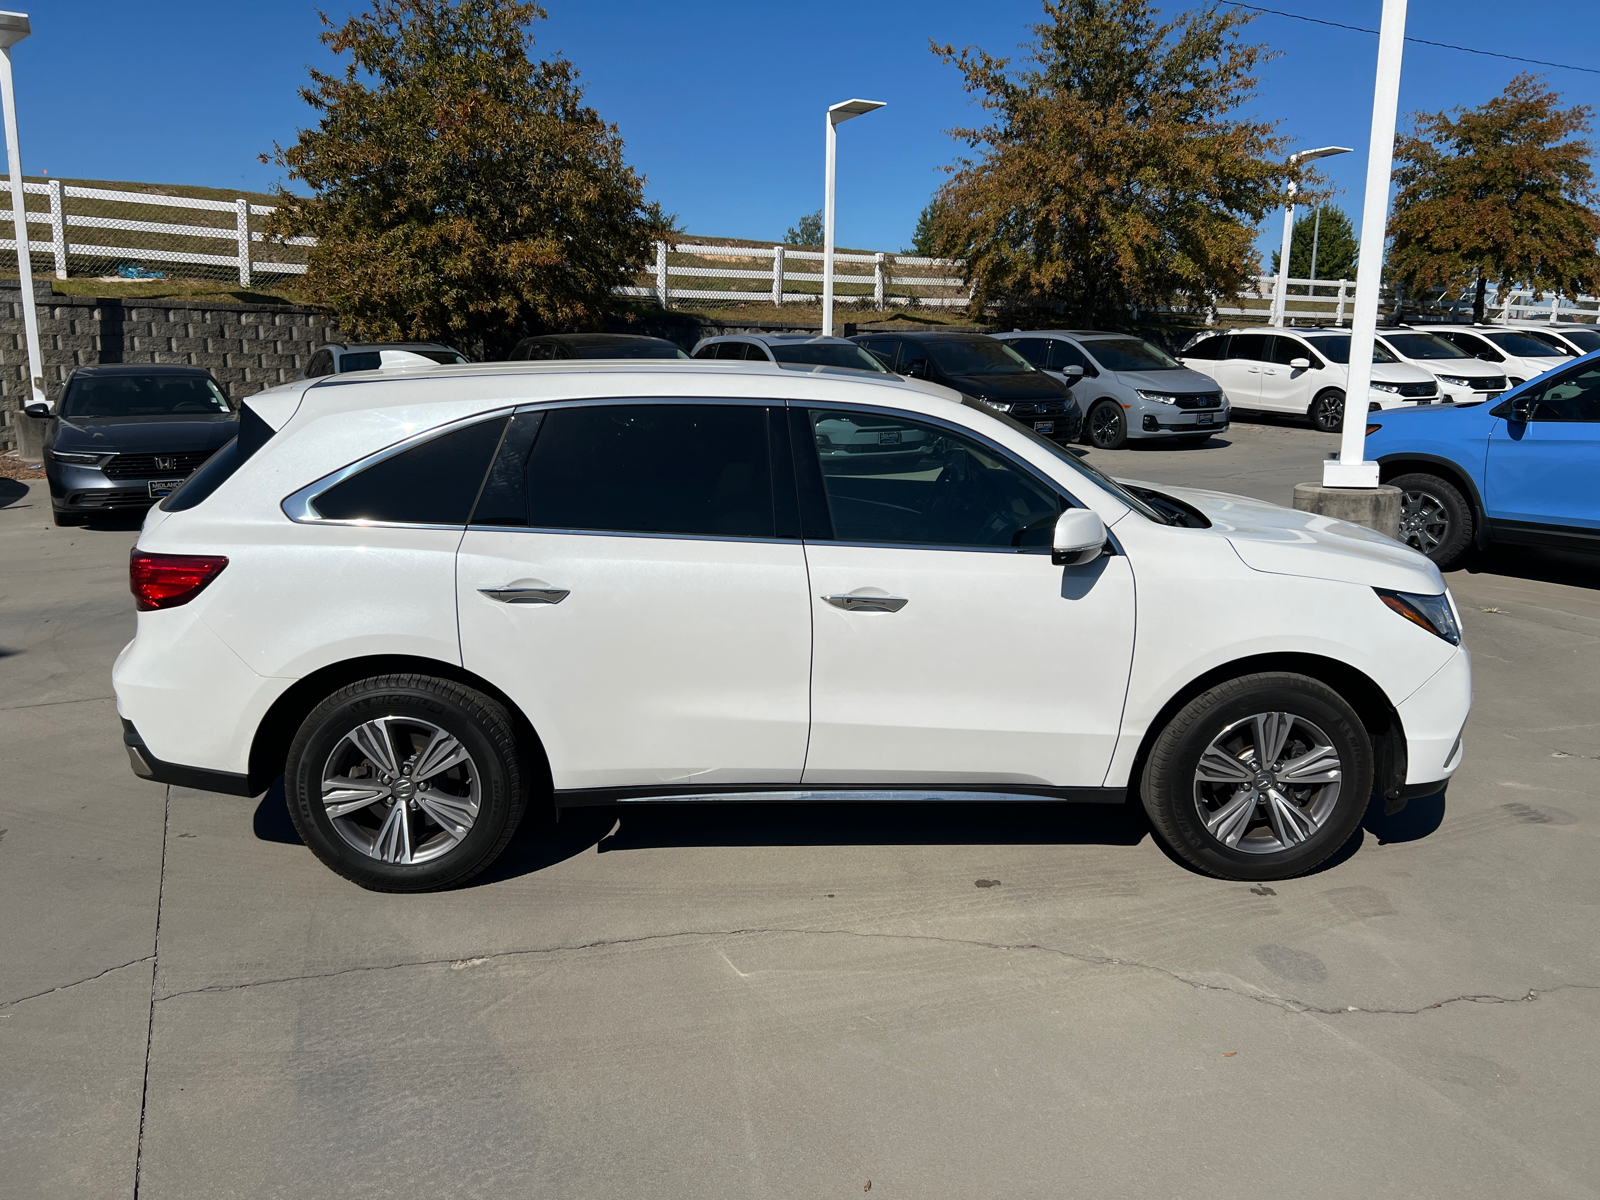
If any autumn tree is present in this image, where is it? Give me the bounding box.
[926,0,1298,324]
[1389,74,1600,325]
[264,0,669,357]
[1270,204,1357,284]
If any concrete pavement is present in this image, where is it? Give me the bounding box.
[2,421,1597,1199]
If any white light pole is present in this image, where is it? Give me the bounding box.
[822,98,885,338]
[1271,146,1351,327]
[1325,0,1406,489]
[0,9,42,432]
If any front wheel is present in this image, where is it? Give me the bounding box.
[1389,471,1473,570]
[1086,401,1129,449]
[285,674,529,891]
[1309,389,1345,433]
[1140,672,1373,881]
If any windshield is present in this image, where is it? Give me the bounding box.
[1481,330,1566,358]
[771,342,888,372]
[1383,332,1470,360]
[1552,328,1600,354]
[960,398,1168,523]
[61,374,231,418]
[1300,335,1398,365]
[570,341,688,360]
[926,338,1037,376]
[1084,337,1181,372]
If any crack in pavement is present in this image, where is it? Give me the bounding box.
[150,925,1600,1018]
[0,693,119,712]
[0,955,155,1010]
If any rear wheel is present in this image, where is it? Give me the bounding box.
[1389,471,1473,570]
[285,674,528,891]
[1086,401,1129,449]
[1140,672,1373,881]
[1309,389,1345,433]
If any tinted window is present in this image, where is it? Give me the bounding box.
[1440,331,1499,360]
[1083,338,1180,371]
[516,341,559,361]
[1557,329,1600,354]
[857,337,898,367]
[313,417,506,524]
[1007,338,1049,366]
[61,374,230,418]
[338,352,381,372]
[161,405,277,513]
[1228,333,1270,362]
[715,342,757,360]
[1384,333,1470,360]
[414,349,468,365]
[898,343,930,374]
[1182,336,1225,360]
[568,340,688,360]
[924,338,1036,377]
[524,404,775,537]
[1483,330,1566,358]
[1299,335,1398,365]
[1268,336,1320,369]
[1528,362,1600,422]
[802,408,1062,549]
[770,342,887,372]
[305,350,334,378]
[1049,340,1094,372]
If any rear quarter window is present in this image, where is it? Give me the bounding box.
[310,417,507,525]
[160,404,275,513]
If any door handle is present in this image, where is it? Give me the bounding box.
[480,586,569,605]
[823,594,908,612]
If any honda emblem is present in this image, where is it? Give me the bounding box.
[155,456,177,472]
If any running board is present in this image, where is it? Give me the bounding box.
[554,784,1126,808]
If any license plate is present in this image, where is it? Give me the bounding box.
[1483,392,1502,400]
[147,478,184,498]
[1414,399,1432,405]
[878,431,900,445]
[1033,421,1054,433]
[1196,413,1215,424]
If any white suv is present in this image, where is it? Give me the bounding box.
[1411,325,1570,388]
[1180,328,1442,432]
[1373,330,1508,403]
[114,360,1470,890]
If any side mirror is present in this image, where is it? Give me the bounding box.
[1491,393,1535,421]
[1052,508,1107,566]
[904,359,930,380]
[1064,365,1085,378]
[23,400,51,418]
[1288,357,1311,370]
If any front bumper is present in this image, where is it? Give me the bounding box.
[1139,412,1229,435]
[1396,645,1472,787]
[46,462,163,512]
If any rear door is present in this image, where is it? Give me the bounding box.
[1485,361,1600,535]
[1212,333,1268,410]
[455,401,813,794]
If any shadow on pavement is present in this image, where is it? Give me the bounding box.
[252,779,302,845]
[1362,788,1447,845]
[1458,545,1599,591]
[0,478,30,508]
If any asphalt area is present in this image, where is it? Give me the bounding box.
[2,415,1597,1199]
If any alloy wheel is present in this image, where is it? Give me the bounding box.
[1313,393,1343,432]
[320,716,482,864]
[1089,404,1124,447]
[1398,489,1451,556]
[1192,712,1344,853]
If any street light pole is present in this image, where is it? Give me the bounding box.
[1325,0,1407,489]
[822,98,885,338]
[0,10,43,435]
[1271,146,1351,327]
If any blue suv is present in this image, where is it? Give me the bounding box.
[1367,352,1600,569]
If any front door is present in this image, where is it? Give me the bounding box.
[793,406,1136,788]
[1258,334,1316,412]
[1485,361,1600,534]
[456,402,813,794]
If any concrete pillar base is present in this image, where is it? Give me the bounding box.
[1292,482,1402,540]
[15,412,46,462]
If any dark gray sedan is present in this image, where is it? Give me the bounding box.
[34,365,237,526]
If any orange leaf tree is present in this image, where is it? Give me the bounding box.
[1389,74,1600,325]
[264,0,669,357]
[927,0,1297,326]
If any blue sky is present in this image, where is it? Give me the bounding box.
[15,1,1600,267]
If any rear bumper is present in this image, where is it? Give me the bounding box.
[122,718,254,796]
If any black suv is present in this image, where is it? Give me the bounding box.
[850,331,1083,444]
[508,333,688,360]
[35,365,237,526]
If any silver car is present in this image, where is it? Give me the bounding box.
[691,333,891,374]
[992,330,1230,449]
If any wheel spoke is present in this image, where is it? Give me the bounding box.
[1277,744,1342,785]
[347,718,401,778]
[372,801,412,864]
[322,777,390,819]
[1205,789,1259,848]
[1196,745,1254,784]
[415,791,476,839]
[1263,787,1317,846]
[1253,712,1294,766]
[412,728,470,783]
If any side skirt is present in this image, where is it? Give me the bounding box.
[554,783,1127,808]
[1486,518,1600,552]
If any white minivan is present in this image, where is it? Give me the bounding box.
[114,360,1470,891]
[1373,330,1508,404]
[1181,328,1444,432]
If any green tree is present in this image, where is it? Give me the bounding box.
[263,0,669,357]
[1269,204,1357,283]
[1389,74,1600,325]
[927,0,1299,324]
[785,210,824,247]
[905,200,947,257]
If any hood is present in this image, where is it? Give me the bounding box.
[53,412,238,454]
[945,373,1071,401]
[1123,480,1445,593]
[1419,358,1504,380]
[1106,367,1224,395]
[1369,362,1439,385]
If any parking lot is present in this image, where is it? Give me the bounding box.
[3,415,1597,1199]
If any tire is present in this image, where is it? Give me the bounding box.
[52,508,86,527]
[285,673,528,892]
[1309,389,1345,433]
[1388,471,1473,570]
[1086,401,1129,449]
[1140,672,1373,881]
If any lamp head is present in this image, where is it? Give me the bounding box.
[0,11,30,50]
[828,98,886,125]
[1291,145,1354,165]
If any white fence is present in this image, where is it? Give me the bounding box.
[1,181,312,286]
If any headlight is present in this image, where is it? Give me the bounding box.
[48,450,105,466]
[1135,390,1179,404]
[977,396,1013,412]
[1436,375,1473,387]
[1370,382,1401,394]
[1375,588,1461,645]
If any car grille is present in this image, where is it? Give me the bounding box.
[1010,399,1069,416]
[1174,393,1225,410]
[102,451,213,480]
[1472,375,1508,392]
[67,488,154,507]
[1395,381,1438,398]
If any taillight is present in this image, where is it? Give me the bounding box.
[129,550,228,612]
